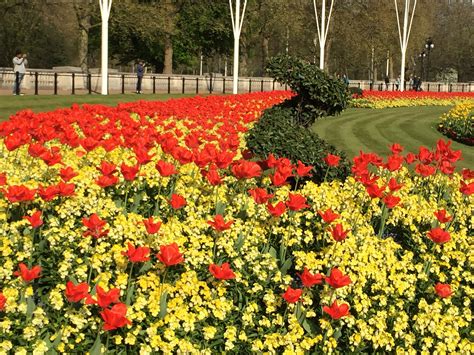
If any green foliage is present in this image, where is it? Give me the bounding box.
[246,106,351,183]
[349,86,363,97]
[266,55,350,127]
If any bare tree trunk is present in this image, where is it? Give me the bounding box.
[324,37,333,72]
[261,36,269,76]
[78,15,90,73]
[163,34,173,74]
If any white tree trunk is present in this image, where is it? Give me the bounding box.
[313,0,335,71]
[229,0,247,94]
[100,0,112,95]
[394,0,417,91]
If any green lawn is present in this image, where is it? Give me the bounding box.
[312,106,474,170]
[0,93,192,121]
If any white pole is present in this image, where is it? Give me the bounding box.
[99,0,112,95]
[394,0,417,91]
[386,50,390,77]
[313,0,335,71]
[200,54,203,76]
[229,0,248,94]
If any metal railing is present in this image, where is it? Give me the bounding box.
[0,68,472,95]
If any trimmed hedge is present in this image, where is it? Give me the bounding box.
[246,106,351,184]
[266,55,350,127]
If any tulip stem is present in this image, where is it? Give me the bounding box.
[105,332,110,352]
[324,167,329,183]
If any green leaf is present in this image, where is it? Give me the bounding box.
[126,284,135,306]
[269,247,277,259]
[234,231,245,252]
[89,332,102,355]
[302,319,315,335]
[333,328,343,340]
[159,291,168,319]
[215,201,226,215]
[114,198,123,209]
[26,297,36,321]
[280,258,292,276]
[138,261,152,274]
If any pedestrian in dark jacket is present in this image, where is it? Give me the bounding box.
[136,60,145,94]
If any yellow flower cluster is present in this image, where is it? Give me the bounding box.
[438,102,474,144]
[0,93,472,353]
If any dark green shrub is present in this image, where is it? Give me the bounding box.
[246,106,351,183]
[349,86,363,97]
[266,55,350,127]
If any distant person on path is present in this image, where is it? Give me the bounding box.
[136,60,145,94]
[12,50,28,95]
[416,77,422,91]
[395,76,400,91]
[342,74,349,87]
[384,75,390,90]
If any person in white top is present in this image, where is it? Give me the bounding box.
[13,49,28,95]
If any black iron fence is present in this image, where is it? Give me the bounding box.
[1,69,473,95]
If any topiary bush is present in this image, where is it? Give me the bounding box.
[266,54,350,127]
[246,106,351,183]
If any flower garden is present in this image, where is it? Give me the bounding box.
[351,90,474,109]
[0,91,473,354]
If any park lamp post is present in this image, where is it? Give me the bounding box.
[424,37,434,81]
[418,51,426,80]
[99,0,113,96]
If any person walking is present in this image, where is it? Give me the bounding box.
[395,76,400,91]
[12,50,28,95]
[384,75,390,90]
[136,60,145,94]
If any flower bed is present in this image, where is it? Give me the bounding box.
[0,92,473,353]
[438,102,474,145]
[351,90,474,109]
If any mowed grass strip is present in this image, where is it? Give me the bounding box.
[312,106,474,170]
[0,93,195,122]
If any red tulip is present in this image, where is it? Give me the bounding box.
[298,268,324,287]
[388,177,404,192]
[86,285,121,309]
[82,214,109,239]
[101,303,132,331]
[169,194,187,209]
[366,183,385,198]
[295,160,313,177]
[0,292,6,311]
[120,163,140,181]
[248,188,274,204]
[325,268,351,289]
[434,283,452,298]
[37,185,59,201]
[13,263,41,282]
[207,215,233,232]
[23,210,43,228]
[2,185,36,203]
[157,243,184,266]
[60,166,78,182]
[143,217,162,234]
[204,166,222,186]
[96,175,119,188]
[286,193,310,211]
[434,209,452,223]
[0,173,6,186]
[209,262,236,280]
[323,299,350,320]
[231,160,262,179]
[98,161,117,176]
[65,281,89,302]
[383,194,401,209]
[329,223,350,242]
[57,182,75,197]
[282,286,303,303]
[324,154,340,167]
[460,181,474,195]
[267,201,286,217]
[385,155,404,172]
[121,243,150,263]
[415,164,436,177]
[156,160,177,177]
[318,208,340,223]
[390,143,404,155]
[427,227,451,244]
